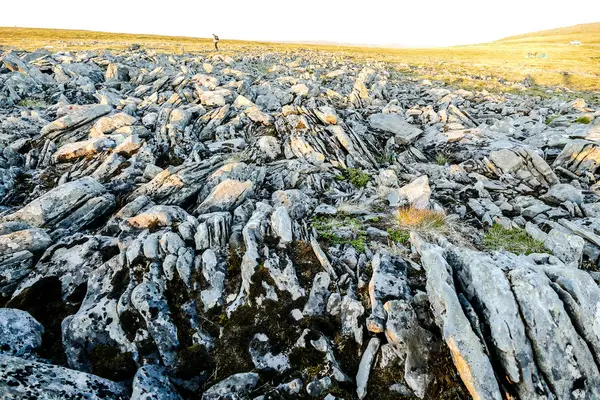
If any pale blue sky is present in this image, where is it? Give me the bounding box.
[2,0,599,46]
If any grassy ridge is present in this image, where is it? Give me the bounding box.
[1,24,599,92]
[495,22,600,44]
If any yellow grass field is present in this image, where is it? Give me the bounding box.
[1,24,599,93]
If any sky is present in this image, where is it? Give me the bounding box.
[1,0,599,47]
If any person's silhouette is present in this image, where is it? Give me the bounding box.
[212,34,220,51]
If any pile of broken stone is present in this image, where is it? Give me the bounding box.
[0,47,599,400]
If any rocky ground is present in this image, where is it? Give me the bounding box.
[0,47,599,400]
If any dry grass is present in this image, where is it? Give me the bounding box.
[0,24,599,92]
[396,207,447,233]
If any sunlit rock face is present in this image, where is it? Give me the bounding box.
[0,46,599,400]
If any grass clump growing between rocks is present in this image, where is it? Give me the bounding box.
[396,207,447,233]
[545,115,559,125]
[435,153,449,165]
[575,115,592,124]
[482,224,546,255]
[17,98,48,108]
[336,168,371,188]
[387,228,411,245]
[313,214,368,253]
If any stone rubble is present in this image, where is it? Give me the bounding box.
[0,47,599,399]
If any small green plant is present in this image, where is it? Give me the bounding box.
[545,115,559,125]
[348,238,366,253]
[313,214,367,253]
[482,224,546,255]
[375,151,396,165]
[336,168,371,188]
[435,153,449,165]
[575,116,591,124]
[17,98,47,108]
[387,228,410,245]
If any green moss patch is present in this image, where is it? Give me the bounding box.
[336,168,371,188]
[312,214,368,253]
[387,228,410,245]
[575,115,592,124]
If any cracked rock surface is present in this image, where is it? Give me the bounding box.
[1,47,600,399]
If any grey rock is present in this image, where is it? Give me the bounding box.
[1,177,114,232]
[41,104,112,144]
[369,113,423,144]
[306,376,332,397]
[271,206,293,245]
[276,378,304,395]
[340,291,365,345]
[14,234,118,301]
[0,228,52,255]
[0,309,43,357]
[509,267,600,398]
[0,354,129,399]
[303,272,331,316]
[196,179,253,214]
[448,247,550,399]
[412,235,502,400]
[541,183,583,205]
[202,372,259,400]
[249,333,290,372]
[356,337,380,399]
[131,282,179,367]
[543,229,584,267]
[366,250,410,333]
[264,253,305,300]
[384,300,435,398]
[131,365,182,400]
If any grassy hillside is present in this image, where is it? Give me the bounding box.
[1,25,599,93]
[495,22,600,45]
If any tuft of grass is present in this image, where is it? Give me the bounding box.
[435,153,449,165]
[575,115,592,124]
[313,214,367,253]
[386,228,410,245]
[375,151,396,165]
[17,98,47,108]
[396,206,447,232]
[482,224,546,255]
[336,168,371,188]
[545,115,559,125]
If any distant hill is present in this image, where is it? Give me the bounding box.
[494,22,600,45]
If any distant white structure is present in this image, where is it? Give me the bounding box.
[569,40,582,46]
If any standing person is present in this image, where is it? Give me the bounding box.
[212,34,220,51]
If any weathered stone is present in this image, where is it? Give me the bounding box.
[509,267,600,398]
[448,247,551,399]
[369,113,423,144]
[0,309,43,357]
[303,272,331,316]
[1,177,114,231]
[131,282,179,367]
[356,337,380,399]
[0,354,129,399]
[131,365,182,400]
[412,235,502,400]
[196,179,253,214]
[202,372,259,400]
